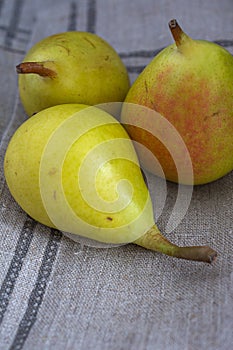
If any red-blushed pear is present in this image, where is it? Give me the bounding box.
[16,31,130,116]
[121,19,233,185]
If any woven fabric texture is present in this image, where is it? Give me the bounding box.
[0,1,232,349]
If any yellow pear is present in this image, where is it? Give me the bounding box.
[4,104,216,262]
[16,32,130,116]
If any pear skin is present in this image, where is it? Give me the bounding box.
[4,104,154,243]
[122,19,233,185]
[16,32,130,116]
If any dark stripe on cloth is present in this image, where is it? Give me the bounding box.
[68,2,78,31]
[86,0,96,33]
[121,40,233,74]
[4,0,25,47]
[0,0,5,17]
[120,40,233,59]
[9,229,62,350]
[0,215,36,325]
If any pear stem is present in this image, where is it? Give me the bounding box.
[134,224,217,264]
[169,19,185,47]
[16,62,57,78]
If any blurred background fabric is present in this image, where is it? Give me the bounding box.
[0,0,232,349]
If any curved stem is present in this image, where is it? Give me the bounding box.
[169,19,190,48]
[16,62,57,78]
[134,224,217,263]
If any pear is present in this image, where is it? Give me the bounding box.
[4,104,217,263]
[122,19,233,185]
[16,32,130,116]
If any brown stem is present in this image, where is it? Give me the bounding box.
[16,62,57,78]
[134,224,217,264]
[169,19,186,47]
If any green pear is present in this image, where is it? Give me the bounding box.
[4,104,216,263]
[16,32,130,116]
[122,19,233,185]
